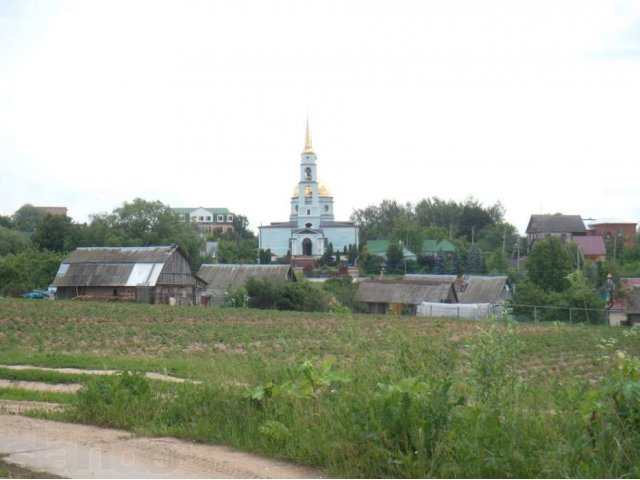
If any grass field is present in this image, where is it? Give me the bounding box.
[1,298,639,478]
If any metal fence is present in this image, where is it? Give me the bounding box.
[509,303,609,326]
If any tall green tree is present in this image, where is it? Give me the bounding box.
[390,218,426,256]
[31,214,81,253]
[526,237,573,293]
[0,226,26,256]
[12,204,45,232]
[82,198,204,268]
[386,242,405,274]
[351,199,414,243]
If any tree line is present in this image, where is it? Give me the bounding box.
[351,196,525,276]
[0,199,258,295]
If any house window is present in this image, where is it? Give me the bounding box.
[227,215,234,223]
[206,216,211,221]
[217,214,224,222]
[307,209,311,215]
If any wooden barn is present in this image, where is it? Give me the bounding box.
[197,264,296,306]
[53,245,206,305]
[355,280,458,315]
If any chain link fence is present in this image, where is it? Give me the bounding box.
[509,303,610,326]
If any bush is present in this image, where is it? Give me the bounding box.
[0,248,63,296]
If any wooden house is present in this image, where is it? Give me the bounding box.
[197,264,296,306]
[404,274,512,305]
[355,279,458,315]
[526,214,586,251]
[53,245,206,305]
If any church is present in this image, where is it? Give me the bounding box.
[258,121,359,262]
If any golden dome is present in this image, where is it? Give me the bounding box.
[293,180,332,197]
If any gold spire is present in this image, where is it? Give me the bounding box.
[303,117,314,154]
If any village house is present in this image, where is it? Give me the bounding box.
[404,274,512,305]
[171,207,235,235]
[53,245,206,305]
[197,264,297,306]
[355,279,458,315]
[526,214,587,252]
[584,218,638,250]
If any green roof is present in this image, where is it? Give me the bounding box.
[366,239,455,257]
[171,208,231,215]
[422,239,455,253]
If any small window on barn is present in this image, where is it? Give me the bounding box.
[217,214,224,222]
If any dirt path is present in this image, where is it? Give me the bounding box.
[0,365,202,384]
[0,414,325,478]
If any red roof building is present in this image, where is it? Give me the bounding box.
[572,236,607,262]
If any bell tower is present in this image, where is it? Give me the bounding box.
[295,118,321,228]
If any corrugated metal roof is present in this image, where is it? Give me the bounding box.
[52,246,186,288]
[62,246,177,264]
[53,262,165,287]
[356,281,456,305]
[198,264,293,290]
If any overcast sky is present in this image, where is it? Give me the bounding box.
[1,0,639,233]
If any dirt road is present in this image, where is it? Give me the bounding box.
[0,414,325,478]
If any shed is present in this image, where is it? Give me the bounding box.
[355,280,458,315]
[404,274,512,305]
[53,245,206,305]
[626,287,640,326]
[197,264,296,306]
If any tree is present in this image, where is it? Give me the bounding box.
[414,197,462,233]
[350,199,414,243]
[0,226,27,256]
[486,250,509,275]
[82,198,205,268]
[465,245,486,274]
[390,218,426,256]
[386,242,405,274]
[31,214,81,253]
[0,249,63,296]
[258,248,272,264]
[12,204,45,232]
[526,237,573,293]
[458,198,495,243]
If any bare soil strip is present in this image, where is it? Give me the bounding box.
[0,414,325,479]
[0,379,81,393]
[0,399,67,414]
[0,364,201,384]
